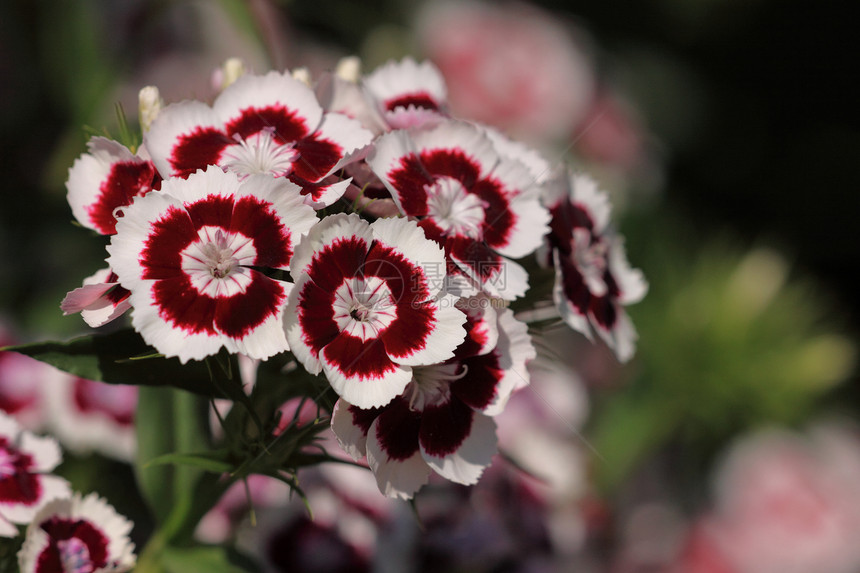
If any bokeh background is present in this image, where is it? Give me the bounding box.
[2,0,859,571]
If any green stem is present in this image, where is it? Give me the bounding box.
[134,531,166,573]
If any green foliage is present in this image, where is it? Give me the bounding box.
[5,330,349,570]
[0,535,23,573]
[161,545,261,573]
[135,386,217,543]
[591,221,856,493]
[3,329,240,398]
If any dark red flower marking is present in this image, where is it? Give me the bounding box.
[0,437,40,505]
[548,201,621,330]
[291,134,341,185]
[374,397,422,461]
[323,333,398,381]
[389,155,433,216]
[140,205,196,281]
[87,160,158,235]
[418,148,481,189]
[266,515,370,573]
[419,397,474,457]
[224,105,308,144]
[170,127,231,179]
[36,517,109,572]
[451,351,503,412]
[385,92,440,112]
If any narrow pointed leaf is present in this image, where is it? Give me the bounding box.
[3,328,233,397]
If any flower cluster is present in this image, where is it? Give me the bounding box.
[60,56,645,499]
[0,412,135,571]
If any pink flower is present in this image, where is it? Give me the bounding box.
[697,424,860,573]
[541,170,646,362]
[575,90,647,172]
[330,298,535,499]
[0,338,46,431]
[106,166,318,363]
[368,120,550,300]
[195,475,289,544]
[43,370,137,462]
[60,268,131,328]
[66,138,161,236]
[17,493,135,572]
[284,213,467,409]
[417,0,595,143]
[144,70,373,208]
[0,412,71,537]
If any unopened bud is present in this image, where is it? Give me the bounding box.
[291,67,311,86]
[335,56,362,83]
[221,58,246,90]
[138,86,163,133]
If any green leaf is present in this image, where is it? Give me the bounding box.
[136,386,231,545]
[114,101,141,152]
[162,545,261,573]
[589,392,677,494]
[144,450,234,474]
[3,329,232,397]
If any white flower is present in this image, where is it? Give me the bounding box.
[0,412,71,537]
[18,493,135,573]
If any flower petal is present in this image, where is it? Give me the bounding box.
[215,70,322,142]
[66,138,157,235]
[0,475,71,525]
[302,111,373,178]
[366,399,431,499]
[144,100,229,179]
[288,212,373,282]
[382,296,466,367]
[364,57,448,115]
[456,308,535,416]
[552,249,594,341]
[321,333,412,409]
[284,274,333,376]
[0,515,16,538]
[330,398,380,460]
[368,216,447,301]
[61,269,131,328]
[419,398,497,485]
[367,129,429,216]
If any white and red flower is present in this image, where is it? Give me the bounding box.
[0,412,71,537]
[331,298,535,499]
[107,166,318,363]
[43,370,137,462]
[284,213,467,409]
[368,120,550,301]
[144,70,373,208]
[541,171,646,362]
[60,268,131,328]
[362,57,449,131]
[66,137,161,236]
[63,138,160,327]
[18,493,135,573]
